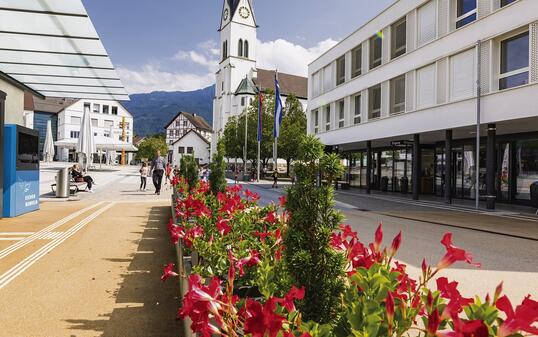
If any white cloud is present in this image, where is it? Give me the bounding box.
[118,38,338,94]
[117,64,214,94]
[256,38,338,77]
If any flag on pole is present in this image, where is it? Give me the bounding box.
[273,72,284,138]
[257,92,264,142]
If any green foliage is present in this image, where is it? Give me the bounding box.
[209,141,227,194]
[135,135,168,160]
[284,135,346,324]
[279,94,307,173]
[180,155,199,189]
[321,153,345,185]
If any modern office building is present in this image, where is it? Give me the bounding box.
[307,0,538,208]
[211,0,308,155]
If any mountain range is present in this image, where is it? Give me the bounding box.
[123,85,215,137]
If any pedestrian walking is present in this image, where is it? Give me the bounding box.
[234,169,239,184]
[139,162,149,191]
[272,170,278,188]
[150,150,166,195]
[165,163,172,186]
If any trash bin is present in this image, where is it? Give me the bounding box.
[401,176,409,195]
[56,168,70,198]
[530,182,538,208]
[380,176,389,192]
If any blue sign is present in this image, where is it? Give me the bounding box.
[3,124,40,217]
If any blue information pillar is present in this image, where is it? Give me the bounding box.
[3,124,40,217]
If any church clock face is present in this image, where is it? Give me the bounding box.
[239,6,250,19]
[223,8,229,21]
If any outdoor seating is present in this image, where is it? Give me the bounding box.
[50,177,88,195]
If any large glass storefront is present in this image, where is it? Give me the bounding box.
[344,136,538,206]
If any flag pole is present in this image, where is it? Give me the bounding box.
[273,70,279,174]
[243,108,248,178]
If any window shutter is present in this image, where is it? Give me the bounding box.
[477,0,492,19]
[406,10,416,52]
[450,48,476,101]
[417,1,437,47]
[531,22,538,83]
[405,71,415,112]
[438,0,449,37]
[479,40,491,94]
[417,64,436,108]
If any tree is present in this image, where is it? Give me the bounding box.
[278,94,307,174]
[283,135,346,323]
[209,141,227,194]
[221,115,242,160]
[136,136,168,160]
[180,155,199,189]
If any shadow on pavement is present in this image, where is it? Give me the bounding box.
[65,205,182,337]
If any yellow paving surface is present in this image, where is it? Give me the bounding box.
[0,200,181,337]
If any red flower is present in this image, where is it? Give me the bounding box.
[386,291,395,325]
[427,309,440,336]
[437,319,489,337]
[161,263,178,282]
[340,224,358,240]
[436,277,473,319]
[245,189,260,202]
[236,250,261,276]
[216,216,231,236]
[436,233,481,270]
[496,295,538,337]
[390,231,402,256]
[243,298,286,337]
[265,211,278,224]
[276,286,305,312]
[374,223,383,251]
[279,195,286,207]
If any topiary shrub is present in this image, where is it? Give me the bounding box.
[180,155,199,189]
[209,141,227,195]
[283,135,346,324]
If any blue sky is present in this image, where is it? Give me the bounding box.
[83,0,394,93]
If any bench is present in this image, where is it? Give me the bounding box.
[336,181,350,190]
[51,179,88,195]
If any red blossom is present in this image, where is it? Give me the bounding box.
[390,231,402,256]
[278,195,286,207]
[236,250,261,276]
[496,295,538,337]
[161,263,178,282]
[437,319,489,337]
[386,291,395,324]
[374,223,383,251]
[276,286,305,312]
[436,233,481,270]
[216,216,231,236]
[436,277,473,319]
[265,211,278,224]
[243,298,286,337]
[427,309,440,336]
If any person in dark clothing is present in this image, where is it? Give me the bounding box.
[150,150,166,195]
[71,164,95,193]
[272,170,278,188]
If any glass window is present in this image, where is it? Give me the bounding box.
[83,102,91,111]
[70,131,80,138]
[336,56,346,85]
[238,39,243,57]
[312,71,321,97]
[369,35,382,69]
[179,147,185,154]
[313,109,319,134]
[102,105,109,114]
[391,18,407,59]
[501,0,517,6]
[323,64,333,92]
[71,116,81,125]
[92,104,100,113]
[338,100,345,128]
[325,106,331,131]
[390,75,406,114]
[499,32,529,90]
[244,40,249,58]
[369,85,381,119]
[353,95,361,125]
[351,45,362,78]
[112,106,118,115]
[515,140,538,200]
[104,120,113,128]
[241,97,245,106]
[91,118,98,127]
[187,147,194,154]
[456,0,477,29]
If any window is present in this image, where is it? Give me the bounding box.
[351,45,362,78]
[93,104,100,113]
[338,100,345,128]
[390,75,406,114]
[244,40,249,58]
[71,116,81,125]
[238,39,243,57]
[313,110,319,133]
[241,97,246,106]
[83,102,91,112]
[501,0,517,6]
[112,106,118,115]
[176,120,181,127]
[417,64,437,108]
[499,32,529,90]
[323,64,333,92]
[70,131,80,139]
[175,130,180,137]
[456,0,477,29]
[369,85,381,119]
[325,106,331,131]
[187,147,194,154]
[336,56,346,85]
[312,71,321,96]
[391,18,407,59]
[103,105,109,114]
[450,48,476,101]
[178,147,185,154]
[222,40,228,60]
[104,130,110,138]
[91,118,98,127]
[417,1,437,47]
[104,120,114,128]
[353,95,361,125]
[94,132,98,137]
[183,121,188,127]
[369,34,382,70]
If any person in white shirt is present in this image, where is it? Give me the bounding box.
[139,162,149,191]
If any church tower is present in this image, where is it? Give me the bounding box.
[211,0,258,155]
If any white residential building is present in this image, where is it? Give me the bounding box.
[308,0,538,208]
[211,0,308,155]
[171,130,211,167]
[164,111,212,162]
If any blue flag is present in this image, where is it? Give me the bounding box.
[273,74,283,138]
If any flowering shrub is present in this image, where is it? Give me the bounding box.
[163,139,538,337]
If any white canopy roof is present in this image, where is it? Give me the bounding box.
[55,136,138,152]
[0,0,129,101]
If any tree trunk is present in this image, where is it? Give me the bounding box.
[286,159,291,176]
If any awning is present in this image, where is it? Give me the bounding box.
[55,137,138,152]
[0,0,129,101]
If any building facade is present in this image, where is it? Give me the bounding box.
[171,130,211,167]
[307,0,538,208]
[211,0,308,155]
[165,112,212,146]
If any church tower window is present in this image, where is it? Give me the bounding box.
[244,40,249,58]
[238,39,243,57]
[222,40,228,60]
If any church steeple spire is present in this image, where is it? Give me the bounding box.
[220,0,257,31]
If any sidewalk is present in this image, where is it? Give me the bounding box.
[245,179,538,241]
